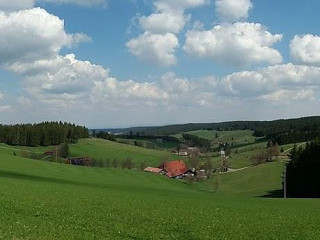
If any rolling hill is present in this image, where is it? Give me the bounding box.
[0,146,319,239]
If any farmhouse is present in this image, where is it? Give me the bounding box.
[158,160,190,178]
[178,147,199,157]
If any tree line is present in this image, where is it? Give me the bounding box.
[0,122,89,147]
[182,133,211,150]
[119,116,320,140]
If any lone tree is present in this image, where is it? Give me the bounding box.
[188,149,200,169]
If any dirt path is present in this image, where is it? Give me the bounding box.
[218,166,250,174]
[282,143,305,154]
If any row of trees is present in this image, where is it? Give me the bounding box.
[92,131,116,141]
[0,122,88,147]
[91,157,146,170]
[182,133,211,150]
[286,141,320,197]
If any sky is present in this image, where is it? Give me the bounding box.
[1,0,320,128]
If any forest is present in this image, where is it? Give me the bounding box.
[0,122,89,147]
[286,140,320,197]
[117,116,320,146]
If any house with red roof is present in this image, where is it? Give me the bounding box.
[158,160,190,178]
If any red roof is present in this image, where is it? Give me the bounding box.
[159,160,189,178]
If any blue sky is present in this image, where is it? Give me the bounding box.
[1,0,320,128]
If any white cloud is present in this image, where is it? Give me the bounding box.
[92,78,169,108]
[139,12,188,34]
[0,0,34,12]
[127,0,208,66]
[221,63,320,101]
[290,34,320,66]
[260,89,314,102]
[0,92,3,100]
[0,105,12,112]
[184,22,283,66]
[215,0,252,22]
[0,8,90,66]
[126,32,179,67]
[13,54,108,107]
[154,0,208,12]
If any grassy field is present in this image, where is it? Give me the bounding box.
[173,129,258,146]
[0,146,320,239]
[70,138,178,166]
[116,138,179,151]
[0,138,179,167]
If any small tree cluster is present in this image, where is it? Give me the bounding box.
[251,141,280,166]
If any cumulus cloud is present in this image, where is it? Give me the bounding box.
[127,0,208,66]
[260,89,315,102]
[0,7,96,109]
[215,0,252,22]
[184,22,283,66]
[221,63,320,101]
[126,32,179,67]
[0,8,90,66]
[9,54,107,107]
[290,34,320,66]
[154,0,208,12]
[139,12,188,34]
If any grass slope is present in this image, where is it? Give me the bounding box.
[174,129,257,145]
[70,138,178,166]
[199,162,284,196]
[1,149,320,239]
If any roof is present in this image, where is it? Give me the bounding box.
[159,160,189,178]
[144,167,163,173]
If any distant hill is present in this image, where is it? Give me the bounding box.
[94,116,320,138]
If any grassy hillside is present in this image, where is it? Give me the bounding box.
[1,138,179,167]
[199,162,284,196]
[174,129,257,145]
[70,138,178,166]
[1,148,320,239]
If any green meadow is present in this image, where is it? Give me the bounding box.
[173,129,258,145]
[70,138,178,166]
[0,143,320,239]
[1,138,178,167]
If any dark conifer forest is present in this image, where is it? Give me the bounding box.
[286,140,320,198]
[0,122,89,147]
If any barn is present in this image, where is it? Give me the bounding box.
[158,160,190,178]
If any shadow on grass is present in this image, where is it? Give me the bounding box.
[0,170,190,195]
[0,169,107,189]
[258,189,284,198]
